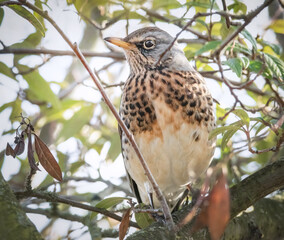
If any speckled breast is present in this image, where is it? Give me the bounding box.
[120,68,216,208]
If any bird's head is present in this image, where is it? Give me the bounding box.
[104,27,193,73]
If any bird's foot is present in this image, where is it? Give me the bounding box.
[151,212,165,223]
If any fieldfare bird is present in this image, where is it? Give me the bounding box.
[105,27,216,210]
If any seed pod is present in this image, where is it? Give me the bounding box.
[27,130,40,171]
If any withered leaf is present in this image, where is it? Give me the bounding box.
[6,143,16,158]
[14,139,25,156]
[191,197,209,233]
[34,134,62,181]
[192,173,230,240]
[119,208,132,240]
[207,173,230,240]
[28,131,40,171]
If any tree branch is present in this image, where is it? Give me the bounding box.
[0,172,43,240]
[200,72,266,96]
[230,158,284,218]
[212,0,275,56]
[0,47,125,59]
[23,207,120,238]
[15,190,140,228]
[126,158,284,239]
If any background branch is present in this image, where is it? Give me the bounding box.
[15,190,140,228]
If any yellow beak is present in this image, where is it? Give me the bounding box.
[104,37,134,50]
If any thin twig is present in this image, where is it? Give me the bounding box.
[23,206,84,223]
[221,0,231,28]
[142,7,209,40]
[212,0,275,56]
[0,47,125,59]
[155,11,209,65]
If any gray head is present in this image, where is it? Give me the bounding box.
[104,27,193,73]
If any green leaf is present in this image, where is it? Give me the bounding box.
[11,31,42,49]
[263,53,284,80]
[186,1,219,10]
[0,62,16,80]
[195,40,222,56]
[221,128,238,150]
[240,56,250,69]
[228,42,251,55]
[34,0,45,26]
[233,109,250,128]
[241,29,257,50]
[135,212,155,229]
[222,58,242,77]
[91,197,128,218]
[184,43,203,59]
[194,19,208,32]
[10,98,22,122]
[11,32,43,64]
[255,122,268,136]
[70,160,85,174]
[72,0,106,18]
[0,8,4,26]
[107,132,121,161]
[8,5,45,36]
[0,102,12,113]
[19,66,61,109]
[0,98,23,122]
[209,125,234,139]
[44,99,85,123]
[153,0,181,9]
[228,2,247,14]
[268,19,284,34]
[261,40,282,55]
[248,60,263,73]
[215,105,227,119]
[57,104,94,142]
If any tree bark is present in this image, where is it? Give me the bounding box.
[127,159,284,240]
[0,172,43,240]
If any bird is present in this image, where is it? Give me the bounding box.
[104,27,216,211]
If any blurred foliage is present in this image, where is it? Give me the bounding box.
[0,0,283,239]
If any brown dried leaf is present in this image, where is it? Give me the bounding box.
[191,197,209,233]
[207,173,230,240]
[28,131,40,171]
[34,134,62,181]
[119,208,132,240]
[14,139,25,156]
[6,143,16,158]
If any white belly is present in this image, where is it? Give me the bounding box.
[122,99,215,208]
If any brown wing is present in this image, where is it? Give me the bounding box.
[118,125,143,204]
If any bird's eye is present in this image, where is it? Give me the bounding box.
[143,40,155,49]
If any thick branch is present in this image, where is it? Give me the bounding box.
[0,172,43,240]
[230,158,284,218]
[127,158,284,239]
